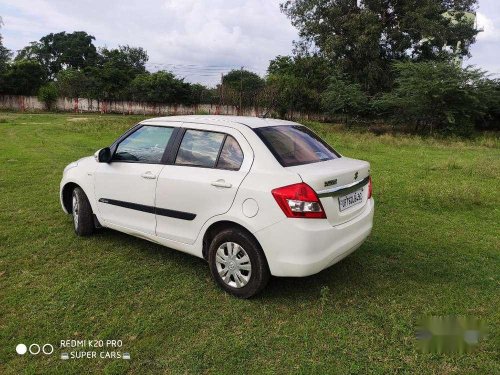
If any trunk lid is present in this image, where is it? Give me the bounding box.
[287,157,370,226]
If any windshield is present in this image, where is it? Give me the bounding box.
[254,125,340,167]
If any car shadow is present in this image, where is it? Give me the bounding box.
[93,227,378,299]
[92,226,459,304]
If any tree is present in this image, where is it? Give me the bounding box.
[92,45,148,100]
[99,45,148,76]
[55,68,91,98]
[265,55,332,116]
[373,61,498,134]
[128,71,191,104]
[1,60,45,95]
[37,83,58,110]
[281,0,479,94]
[481,79,500,131]
[222,69,265,107]
[0,17,12,73]
[0,16,12,91]
[16,31,98,79]
[321,73,367,120]
[189,83,215,105]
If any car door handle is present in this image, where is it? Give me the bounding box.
[141,171,157,179]
[211,179,232,188]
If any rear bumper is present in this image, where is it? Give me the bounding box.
[255,199,374,277]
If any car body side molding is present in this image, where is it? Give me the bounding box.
[98,198,196,221]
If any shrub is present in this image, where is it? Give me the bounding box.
[1,59,45,95]
[128,71,192,104]
[374,61,499,135]
[37,83,58,110]
[478,78,500,131]
[321,74,368,122]
[55,68,90,98]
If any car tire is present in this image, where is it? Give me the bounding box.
[208,228,270,298]
[72,187,95,236]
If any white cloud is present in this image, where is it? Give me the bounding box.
[0,0,298,85]
[1,0,499,81]
[476,12,500,42]
[467,3,500,76]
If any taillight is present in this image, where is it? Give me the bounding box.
[368,176,372,199]
[271,183,326,219]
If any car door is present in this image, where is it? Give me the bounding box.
[94,124,179,235]
[155,124,254,244]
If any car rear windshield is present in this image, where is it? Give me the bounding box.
[254,125,340,167]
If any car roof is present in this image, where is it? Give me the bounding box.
[140,115,298,130]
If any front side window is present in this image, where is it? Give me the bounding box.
[255,125,340,167]
[175,130,225,168]
[113,126,174,163]
[216,136,244,170]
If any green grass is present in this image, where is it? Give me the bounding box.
[0,113,499,374]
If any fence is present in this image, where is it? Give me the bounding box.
[0,95,328,121]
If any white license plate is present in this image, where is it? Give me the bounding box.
[338,188,363,211]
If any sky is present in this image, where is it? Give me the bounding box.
[0,0,498,86]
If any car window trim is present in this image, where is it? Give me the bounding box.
[172,128,243,171]
[110,124,179,165]
[109,123,142,154]
[167,127,186,165]
[214,134,228,167]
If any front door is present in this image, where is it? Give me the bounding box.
[155,124,253,244]
[94,124,176,235]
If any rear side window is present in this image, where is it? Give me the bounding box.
[113,126,174,163]
[216,136,243,170]
[255,125,340,167]
[175,130,225,168]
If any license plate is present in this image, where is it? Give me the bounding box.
[338,188,363,211]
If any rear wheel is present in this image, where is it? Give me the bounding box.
[208,228,270,298]
[72,187,94,236]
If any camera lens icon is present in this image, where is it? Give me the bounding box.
[42,344,54,355]
[16,344,28,355]
[16,343,54,355]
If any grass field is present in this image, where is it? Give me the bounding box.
[0,112,499,374]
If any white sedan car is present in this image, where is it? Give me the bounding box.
[60,116,374,298]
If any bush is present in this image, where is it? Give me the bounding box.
[374,61,499,135]
[1,60,45,95]
[37,83,58,110]
[265,56,332,117]
[55,68,90,98]
[479,78,500,131]
[321,74,368,122]
[222,69,265,108]
[128,71,192,104]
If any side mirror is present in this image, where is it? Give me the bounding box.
[96,147,112,163]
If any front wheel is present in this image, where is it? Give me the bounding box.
[72,187,95,236]
[208,228,270,298]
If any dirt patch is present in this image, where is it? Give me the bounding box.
[67,117,91,122]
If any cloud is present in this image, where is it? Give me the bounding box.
[467,5,500,76]
[1,0,499,80]
[476,12,500,42]
[0,0,298,85]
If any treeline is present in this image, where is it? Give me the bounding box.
[0,31,215,105]
[1,0,500,135]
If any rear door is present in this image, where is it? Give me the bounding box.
[155,124,253,244]
[94,124,178,235]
